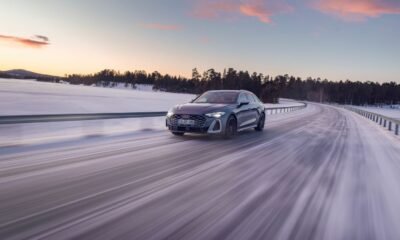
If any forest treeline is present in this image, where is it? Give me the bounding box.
[62,68,400,105]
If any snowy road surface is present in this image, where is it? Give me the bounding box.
[1,103,400,240]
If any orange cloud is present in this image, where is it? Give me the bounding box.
[192,0,292,24]
[142,23,183,31]
[240,3,272,23]
[0,34,49,48]
[313,0,400,21]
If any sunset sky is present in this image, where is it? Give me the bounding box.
[1,0,399,83]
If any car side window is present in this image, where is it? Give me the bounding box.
[250,93,261,103]
[238,93,247,103]
[245,93,254,103]
[254,94,260,103]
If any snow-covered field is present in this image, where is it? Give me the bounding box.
[0,78,303,115]
[0,79,307,147]
[265,99,305,108]
[351,106,400,120]
[0,79,195,115]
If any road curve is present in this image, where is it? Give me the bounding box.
[1,104,400,240]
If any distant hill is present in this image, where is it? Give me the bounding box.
[0,69,60,79]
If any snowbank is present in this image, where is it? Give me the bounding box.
[351,106,400,120]
[0,79,195,115]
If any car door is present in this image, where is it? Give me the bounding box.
[245,93,259,126]
[236,93,253,128]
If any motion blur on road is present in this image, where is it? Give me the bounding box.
[1,103,400,240]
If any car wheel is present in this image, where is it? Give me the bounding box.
[171,132,184,136]
[255,113,265,131]
[224,116,237,139]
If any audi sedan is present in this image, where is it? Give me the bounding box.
[166,90,266,138]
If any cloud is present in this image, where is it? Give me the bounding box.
[313,0,400,21]
[192,0,293,24]
[0,34,49,48]
[239,2,273,23]
[142,23,183,31]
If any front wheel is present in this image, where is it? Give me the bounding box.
[255,113,265,131]
[224,116,237,139]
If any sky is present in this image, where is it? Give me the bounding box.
[0,0,399,83]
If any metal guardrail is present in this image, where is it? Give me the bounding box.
[345,106,400,136]
[0,103,307,125]
[265,103,307,115]
[0,112,168,124]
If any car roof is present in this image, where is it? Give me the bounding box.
[206,90,253,94]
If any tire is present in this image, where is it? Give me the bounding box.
[171,132,184,136]
[255,113,265,131]
[224,115,237,139]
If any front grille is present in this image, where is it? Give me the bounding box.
[169,114,206,127]
[168,126,208,133]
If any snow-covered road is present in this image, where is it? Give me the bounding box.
[0,103,400,240]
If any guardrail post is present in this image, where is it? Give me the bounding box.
[384,119,387,128]
[380,117,382,125]
[389,121,392,131]
[396,124,399,135]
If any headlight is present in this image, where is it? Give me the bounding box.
[166,110,174,117]
[205,112,226,118]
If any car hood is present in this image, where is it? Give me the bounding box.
[172,103,233,115]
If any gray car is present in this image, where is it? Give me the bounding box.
[166,90,266,138]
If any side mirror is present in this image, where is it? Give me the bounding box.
[238,101,249,107]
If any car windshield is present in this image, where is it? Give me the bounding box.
[194,92,239,104]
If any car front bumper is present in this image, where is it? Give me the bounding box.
[166,115,225,134]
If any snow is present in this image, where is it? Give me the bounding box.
[350,106,400,120]
[0,103,313,148]
[0,78,195,115]
[0,78,307,147]
[265,99,305,109]
[0,78,304,115]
